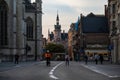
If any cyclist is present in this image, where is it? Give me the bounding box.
[45,50,51,66]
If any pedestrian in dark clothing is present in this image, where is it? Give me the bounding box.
[94,54,99,64]
[65,54,70,66]
[99,54,104,64]
[108,54,112,64]
[15,54,19,64]
[84,54,88,64]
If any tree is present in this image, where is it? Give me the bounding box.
[45,43,65,53]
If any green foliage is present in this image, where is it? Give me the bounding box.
[45,43,65,53]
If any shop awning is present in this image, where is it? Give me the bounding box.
[85,49,108,53]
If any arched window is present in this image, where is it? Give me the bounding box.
[26,17,33,40]
[0,0,8,46]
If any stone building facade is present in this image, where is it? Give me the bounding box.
[108,0,120,63]
[77,13,109,60]
[0,0,42,61]
[68,23,76,60]
[69,12,110,61]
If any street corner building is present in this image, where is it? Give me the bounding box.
[68,0,120,64]
[108,0,120,64]
[0,0,43,61]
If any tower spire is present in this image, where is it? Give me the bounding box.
[56,10,59,25]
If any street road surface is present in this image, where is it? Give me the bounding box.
[0,61,119,80]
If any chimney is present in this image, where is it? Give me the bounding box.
[104,5,107,17]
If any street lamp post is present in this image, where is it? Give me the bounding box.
[23,33,27,61]
[34,4,37,61]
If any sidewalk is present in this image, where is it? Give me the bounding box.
[0,61,40,72]
[80,61,120,79]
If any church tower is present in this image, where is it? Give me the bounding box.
[54,12,61,43]
[0,0,43,61]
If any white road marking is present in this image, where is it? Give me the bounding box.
[81,64,119,78]
[49,62,63,79]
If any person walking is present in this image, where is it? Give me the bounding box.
[99,54,104,64]
[84,54,88,64]
[65,54,70,66]
[94,54,99,64]
[108,54,112,64]
[15,54,19,64]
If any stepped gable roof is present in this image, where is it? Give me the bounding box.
[82,13,109,33]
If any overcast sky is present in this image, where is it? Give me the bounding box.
[31,0,108,38]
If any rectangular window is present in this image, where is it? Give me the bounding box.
[26,23,33,40]
[112,4,116,14]
[112,21,116,27]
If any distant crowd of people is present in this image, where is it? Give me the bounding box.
[13,50,109,67]
[64,53,105,66]
[84,53,104,65]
